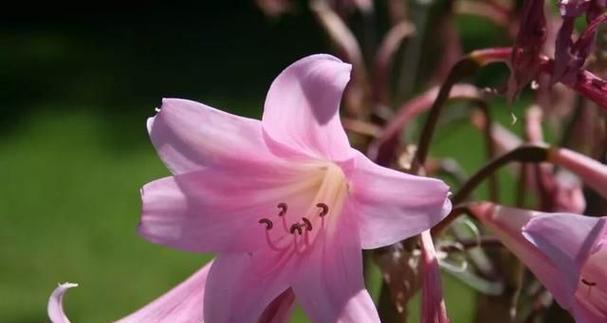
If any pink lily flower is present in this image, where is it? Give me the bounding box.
[47,261,295,323]
[471,203,607,322]
[139,54,452,322]
[524,213,607,322]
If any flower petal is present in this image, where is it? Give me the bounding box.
[148,98,273,174]
[117,262,212,323]
[203,253,292,323]
[350,153,451,249]
[262,54,353,161]
[420,231,450,323]
[522,214,606,287]
[139,160,322,253]
[291,218,380,323]
[573,302,607,323]
[48,282,78,323]
[471,203,576,308]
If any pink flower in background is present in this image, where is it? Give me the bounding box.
[470,112,586,213]
[139,54,451,322]
[254,0,294,17]
[524,213,607,322]
[549,147,607,200]
[523,107,586,213]
[472,203,607,322]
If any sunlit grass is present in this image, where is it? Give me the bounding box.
[1,111,210,322]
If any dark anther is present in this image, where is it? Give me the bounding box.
[316,203,329,217]
[301,217,313,231]
[582,278,597,286]
[277,203,288,216]
[258,218,273,230]
[290,223,303,235]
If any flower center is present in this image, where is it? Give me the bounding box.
[575,246,607,317]
[256,162,348,255]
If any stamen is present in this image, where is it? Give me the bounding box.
[258,218,273,230]
[279,215,289,233]
[277,203,288,216]
[293,233,307,254]
[301,217,313,231]
[582,278,597,286]
[316,203,329,217]
[264,229,284,252]
[290,223,303,235]
[259,218,290,252]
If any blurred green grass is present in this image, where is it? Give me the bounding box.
[1,110,207,322]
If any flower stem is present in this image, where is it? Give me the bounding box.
[432,145,549,235]
[411,48,511,173]
[453,145,549,204]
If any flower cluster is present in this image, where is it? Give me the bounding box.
[49,1,607,322]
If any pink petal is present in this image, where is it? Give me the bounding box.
[117,262,212,323]
[574,248,607,321]
[573,302,607,323]
[148,98,273,174]
[139,161,319,253]
[420,230,450,323]
[350,153,451,249]
[522,215,606,292]
[471,203,574,308]
[46,261,293,323]
[262,54,354,161]
[550,148,607,200]
[291,218,380,323]
[550,171,586,214]
[48,282,78,323]
[203,253,292,323]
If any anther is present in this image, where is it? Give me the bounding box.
[290,223,303,235]
[301,217,313,231]
[316,203,329,217]
[277,203,288,216]
[582,278,597,286]
[258,218,273,230]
